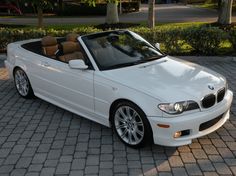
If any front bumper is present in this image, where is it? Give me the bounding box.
[148,90,233,147]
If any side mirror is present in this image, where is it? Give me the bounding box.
[155,43,160,50]
[69,60,88,70]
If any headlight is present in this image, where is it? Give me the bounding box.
[158,100,199,115]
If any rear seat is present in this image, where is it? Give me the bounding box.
[59,41,84,63]
[41,36,58,58]
[66,33,79,42]
[66,33,81,51]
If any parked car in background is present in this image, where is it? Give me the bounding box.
[0,2,22,15]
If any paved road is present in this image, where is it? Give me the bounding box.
[0,55,236,176]
[0,4,235,25]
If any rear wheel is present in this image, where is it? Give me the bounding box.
[111,101,152,148]
[14,68,34,99]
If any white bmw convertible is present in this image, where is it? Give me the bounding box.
[5,30,233,148]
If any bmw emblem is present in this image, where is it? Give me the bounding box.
[208,85,214,90]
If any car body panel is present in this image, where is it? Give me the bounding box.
[149,90,233,146]
[101,56,226,103]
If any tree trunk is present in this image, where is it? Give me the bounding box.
[119,0,122,14]
[15,0,21,14]
[106,2,119,24]
[217,0,221,10]
[58,0,64,14]
[218,0,233,25]
[184,0,188,5]
[37,7,43,28]
[148,0,155,28]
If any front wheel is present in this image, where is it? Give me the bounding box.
[14,68,34,99]
[111,102,152,148]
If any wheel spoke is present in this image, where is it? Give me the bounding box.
[22,87,26,95]
[132,131,139,142]
[128,130,132,143]
[118,108,128,120]
[135,121,143,126]
[115,123,127,129]
[115,114,126,123]
[125,106,132,119]
[120,128,128,139]
[132,111,138,119]
[136,129,144,137]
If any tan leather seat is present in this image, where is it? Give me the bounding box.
[59,41,84,63]
[41,36,58,58]
[66,33,79,42]
[66,33,81,51]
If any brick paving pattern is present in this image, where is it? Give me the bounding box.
[0,56,236,176]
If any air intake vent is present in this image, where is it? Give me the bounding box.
[199,113,223,131]
[201,94,216,108]
[217,88,225,103]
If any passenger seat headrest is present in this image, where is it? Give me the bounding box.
[61,41,77,54]
[66,33,79,42]
[41,36,57,46]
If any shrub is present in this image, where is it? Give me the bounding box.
[183,27,226,55]
[0,26,233,56]
[157,28,185,54]
[129,27,154,43]
[229,29,236,50]
[131,27,188,54]
[0,27,101,50]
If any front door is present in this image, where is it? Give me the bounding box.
[32,56,94,117]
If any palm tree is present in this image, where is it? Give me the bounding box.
[148,0,155,28]
[83,0,119,24]
[218,0,233,25]
[24,0,52,28]
[106,0,119,24]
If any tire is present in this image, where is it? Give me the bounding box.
[111,101,153,148]
[14,68,34,99]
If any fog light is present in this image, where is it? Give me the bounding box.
[174,131,182,138]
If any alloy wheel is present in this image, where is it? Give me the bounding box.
[114,106,145,145]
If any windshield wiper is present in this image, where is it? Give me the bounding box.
[104,62,138,70]
[104,55,167,70]
[145,55,167,61]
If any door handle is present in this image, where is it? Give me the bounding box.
[42,62,50,67]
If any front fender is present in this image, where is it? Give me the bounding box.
[94,73,163,122]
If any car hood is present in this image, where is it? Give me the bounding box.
[102,56,226,102]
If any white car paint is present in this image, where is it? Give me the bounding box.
[5,33,233,147]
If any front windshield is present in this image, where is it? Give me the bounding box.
[82,30,164,70]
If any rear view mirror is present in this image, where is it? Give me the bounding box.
[155,43,160,50]
[69,60,88,70]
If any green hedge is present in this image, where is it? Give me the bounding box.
[183,27,227,55]
[0,26,235,55]
[131,26,234,55]
[229,29,236,50]
[0,27,100,50]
